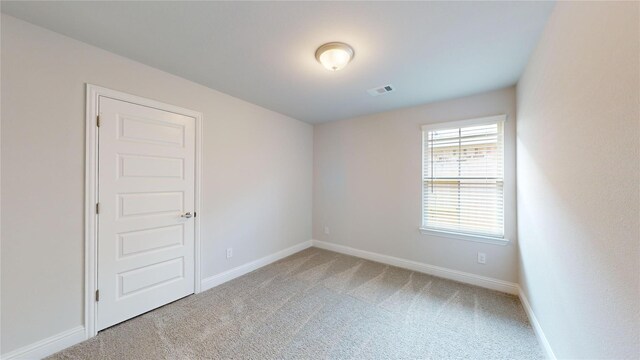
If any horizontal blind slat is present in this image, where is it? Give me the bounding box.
[422,120,504,237]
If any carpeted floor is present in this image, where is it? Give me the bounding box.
[49,248,543,359]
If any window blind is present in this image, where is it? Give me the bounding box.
[422,118,504,238]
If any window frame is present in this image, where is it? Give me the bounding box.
[419,114,509,245]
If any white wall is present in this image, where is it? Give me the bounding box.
[0,15,312,354]
[313,87,518,283]
[517,2,639,358]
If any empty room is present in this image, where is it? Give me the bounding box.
[1,1,638,359]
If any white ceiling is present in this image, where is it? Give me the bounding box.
[1,1,555,123]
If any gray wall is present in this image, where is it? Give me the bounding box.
[517,2,639,358]
[1,15,312,354]
[313,87,518,283]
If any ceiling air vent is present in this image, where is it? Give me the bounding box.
[367,84,395,96]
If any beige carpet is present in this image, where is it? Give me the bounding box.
[49,248,543,359]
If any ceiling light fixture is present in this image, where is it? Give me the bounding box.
[315,42,354,71]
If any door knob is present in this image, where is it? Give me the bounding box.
[181,212,193,218]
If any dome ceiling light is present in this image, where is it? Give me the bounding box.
[315,42,354,71]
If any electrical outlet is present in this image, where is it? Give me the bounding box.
[324,226,330,235]
[477,252,486,264]
[226,248,233,259]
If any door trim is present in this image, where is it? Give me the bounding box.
[84,84,203,338]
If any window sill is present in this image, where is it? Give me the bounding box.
[419,228,510,246]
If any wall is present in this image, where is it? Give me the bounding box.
[313,87,518,283]
[517,2,639,358]
[0,15,312,354]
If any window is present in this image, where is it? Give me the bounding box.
[421,115,505,240]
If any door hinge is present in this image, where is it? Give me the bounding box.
[96,115,100,127]
[96,203,100,214]
[95,289,100,302]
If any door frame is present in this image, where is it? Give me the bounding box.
[84,84,203,338]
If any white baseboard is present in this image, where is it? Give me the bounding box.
[311,240,519,295]
[518,287,557,360]
[200,240,313,291]
[1,325,86,360]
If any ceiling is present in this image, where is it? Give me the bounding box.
[1,1,555,123]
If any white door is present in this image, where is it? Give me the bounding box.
[97,96,196,331]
